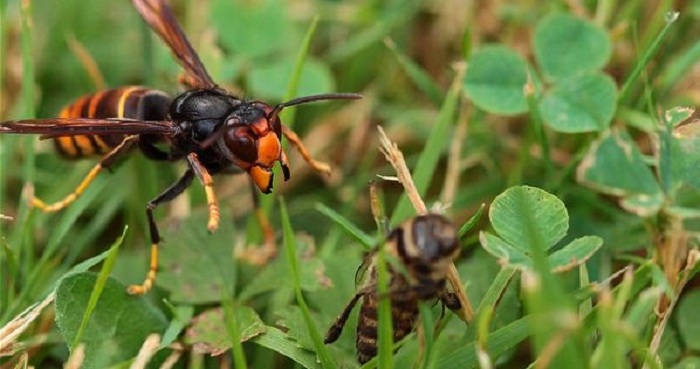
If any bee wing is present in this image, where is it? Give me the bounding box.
[132,0,217,89]
[354,250,377,288]
[0,118,177,138]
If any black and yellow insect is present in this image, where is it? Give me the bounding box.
[324,214,463,364]
[0,0,360,294]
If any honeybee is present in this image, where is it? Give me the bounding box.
[324,214,463,364]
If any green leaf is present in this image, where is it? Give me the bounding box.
[539,73,618,133]
[479,231,530,267]
[480,233,601,273]
[184,306,266,355]
[252,326,322,369]
[619,193,664,216]
[248,58,334,101]
[489,186,568,253]
[54,273,167,369]
[676,290,700,351]
[157,211,236,304]
[211,0,294,59]
[577,130,663,214]
[276,306,316,351]
[670,119,700,190]
[666,106,694,128]
[548,236,603,273]
[463,46,529,115]
[533,13,611,80]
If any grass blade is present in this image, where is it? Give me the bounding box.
[458,204,485,241]
[389,65,465,225]
[418,303,436,369]
[475,267,517,315]
[315,203,374,250]
[259,15,320,228]
[222,296,248,369]
[384,38,443,106]
[438,316,532,369]
[619,11,678,102]
[280,198,336,369]
[70,226,127,351]
[281,15,320,130]
[327,0,421,63]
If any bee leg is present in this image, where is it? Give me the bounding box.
[128,169,194,295]
[186,153,220,233]
[440,292,462,312]
[235,180,277,265]
[32,135,138,212]
[325,290,367,344]
[281,125,331,175]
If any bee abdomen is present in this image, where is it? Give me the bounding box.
[355,294,419,364]
[54,86,170,158]
[356,296,379,364]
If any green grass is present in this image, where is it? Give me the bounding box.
[4,0,700,368]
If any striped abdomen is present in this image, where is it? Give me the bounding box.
[54,86,171,158]
[355,292,419,364]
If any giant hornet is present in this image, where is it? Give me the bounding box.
[0,0,360,294]
[324,214,464,364]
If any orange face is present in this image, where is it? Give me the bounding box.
[222,104,290,194]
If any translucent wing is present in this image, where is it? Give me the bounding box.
[0,118,177,138]
[132,0,216,89]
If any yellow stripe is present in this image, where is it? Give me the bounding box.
[73,136,96,155]
[117,86,141,119]
[57,136,78,156]
[58,106,71,118]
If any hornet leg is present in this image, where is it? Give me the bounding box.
[32,135,138,212]
[186,153,220,233]
[127,168,194,295]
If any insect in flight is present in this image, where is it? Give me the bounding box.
[324,214,463,364]
[0,0,361,295]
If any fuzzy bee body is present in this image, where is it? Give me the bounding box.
[325,214,463,364]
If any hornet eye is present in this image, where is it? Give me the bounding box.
[224,126,257,163]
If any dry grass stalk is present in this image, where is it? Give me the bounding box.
[64,344,85,369]
[643,249,700,369]
[376,126,427,214]
[0,293,55,357]
[376,126,473,323]
[129,334,161,369]
[159,343,184,369]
